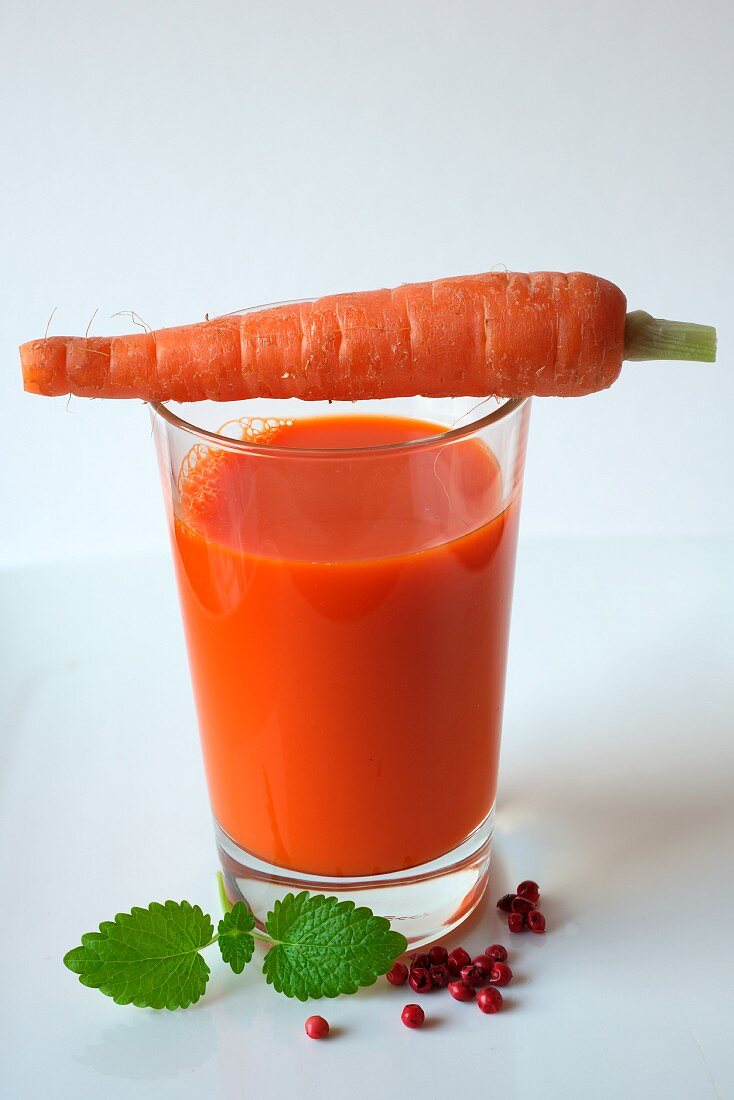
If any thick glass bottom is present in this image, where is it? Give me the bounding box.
[216,807,493,949]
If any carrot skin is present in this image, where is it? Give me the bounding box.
[22,337,69,396]
[19,272,628,402]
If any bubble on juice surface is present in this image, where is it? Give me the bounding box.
[176,417,294,525]
[177,444,224,522]
[217,416,294,445]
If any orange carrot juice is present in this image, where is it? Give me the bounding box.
[170,415,520,877]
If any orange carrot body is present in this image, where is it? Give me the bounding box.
[20,272,628,401]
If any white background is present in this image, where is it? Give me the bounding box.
[2,5,733,1098]
[1,0,733,566]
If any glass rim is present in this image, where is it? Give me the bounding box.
[150,395,528,458]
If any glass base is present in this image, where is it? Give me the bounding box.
[215,807,493,949]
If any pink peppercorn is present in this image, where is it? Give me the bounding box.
[429,964,450,989]
[477,987,503,1014]
[508,912,526,933]
[496,893,516,913]
[447,947,472,976]
[305,1015,330,1039]
[472,954,495,979]
[489,962,513,986]
[411,953,431,972]
[527,909,547,934]
[428,945,448,967]
[401,1003,425,1029]
[386,961,409,986]
[517,880,540,904]
[511,895,535,916]
[448,979,476,1002]
[460,963,486,987]
[409,967,433,993]
[485,944,508,962]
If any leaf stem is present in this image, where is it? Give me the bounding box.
[204,930,272,950]
[215,873,272,943]
[216,871,233,914]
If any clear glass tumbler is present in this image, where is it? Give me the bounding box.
[152,381,530,947]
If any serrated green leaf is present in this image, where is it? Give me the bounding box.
[217,901,255,974]
[63,900,214,1010]
[262,892,407,1000]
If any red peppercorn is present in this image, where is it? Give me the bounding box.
[460,964,486,988]
[527,909,546,934]
[472,954,494,978]
[477,987,503,1014]
[448,979,476,1002]
[409,967,433,993]
[485,944,508,962]
[429,964,450,989]
[428,945,448,967]
[496,893,516,913]
[305,1015,330,1039]
[517,880,540,905]
[511,895,535,916]
[489,962,513,986]
[386,961,409,986]
[508,912,526,933]
[401,1003,425,1029]
[447,947,471,976]
[410,953,431,972]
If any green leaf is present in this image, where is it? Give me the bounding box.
[262,892,407,1001]
[217,901,256,974]
[63,901,214,1010]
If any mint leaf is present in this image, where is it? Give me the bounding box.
[262,892,407,1000]
[217,901,256,974]
[63,901,214,1010]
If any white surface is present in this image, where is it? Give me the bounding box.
[2,0,734,569]
[1,537,732,1099]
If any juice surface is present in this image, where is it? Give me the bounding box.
[172,415,520,876]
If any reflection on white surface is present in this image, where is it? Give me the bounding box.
[77,1013,217,1082]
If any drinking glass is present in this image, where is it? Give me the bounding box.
[151,355,529,947]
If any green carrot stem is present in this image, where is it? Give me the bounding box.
[624,310,717,362]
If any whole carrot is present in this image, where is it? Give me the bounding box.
[19,272,716,402]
